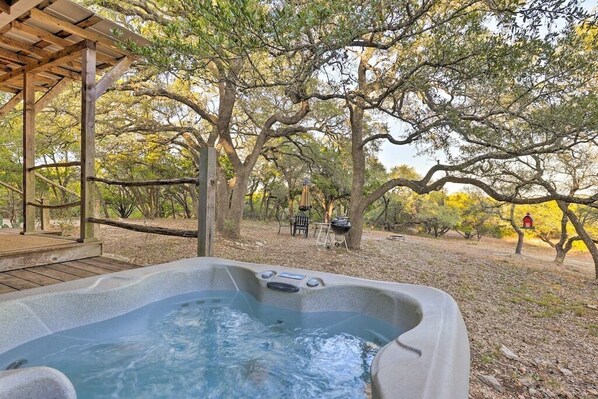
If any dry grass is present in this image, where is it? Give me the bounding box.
[101,219,598,399]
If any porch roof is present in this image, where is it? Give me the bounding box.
[0,0,148,94]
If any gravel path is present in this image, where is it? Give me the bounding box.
[101,219,598,399]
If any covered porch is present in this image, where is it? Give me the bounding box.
[0,0,147,270]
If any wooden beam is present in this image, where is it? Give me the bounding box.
[27,201,80,209]
[28,160,80,171]
[0,40,87,85]
[9,21,120,67]
[0,1,45,32]
[89,176,198,187]
[48,66,79,80]
[22,72,35,233]
[95,56,132,100]
[0,91,21,117]
[80,41,96,242]
[0,84,19,93]
[0,1,11,15]
[11,20,73,48]
[0,46,40,65]
[0,35,51,58]
[40,198,50,230]
[88,218,199,238]
[29,9,132,56]
[2,72,57,86]
[35,77,71,111]
[198,147,216,256]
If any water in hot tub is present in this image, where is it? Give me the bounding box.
[0,291,402,398]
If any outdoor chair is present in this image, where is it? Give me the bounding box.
[292,214,309,238]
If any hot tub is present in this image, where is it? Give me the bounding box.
[0,258,469,398]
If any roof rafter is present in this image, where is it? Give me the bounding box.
[0,38,87,85]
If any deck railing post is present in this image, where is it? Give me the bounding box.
[198,147,216,256]
[79,41,97,242]
[41,198,50,230]
[22,72,35,234]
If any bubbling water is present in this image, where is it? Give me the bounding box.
[0,291,402,399]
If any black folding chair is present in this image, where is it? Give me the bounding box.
[292,214,309,238]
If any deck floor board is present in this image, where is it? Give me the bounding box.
[46,263,101,278]
[5,270,63,287]
[0,274,41,290]
[30,266,82,282]
[0,257,141,293]
[0,283,18,294]
[61,260,115,275]
[77,257,140,271]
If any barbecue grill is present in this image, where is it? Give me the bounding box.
[330,217,351,250]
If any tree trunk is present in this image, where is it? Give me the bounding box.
[509,205,525,255]
[215,166,229,233]
[515,231,524,255]
[347,103,366,250]
[221,172,248,238]
[559,201,598,279]
[554,246,566,264]
[346,52,372,250]
[553,211,570,265]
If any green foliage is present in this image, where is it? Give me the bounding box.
[447,191,501,240]
[413,193,461,238]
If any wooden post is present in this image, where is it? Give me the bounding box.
[79,41,97,242]
[41,198,50,230]
[198,147,216,256]
[22,72,35,234]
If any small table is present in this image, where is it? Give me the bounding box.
[313,222,330,238]
[315,223,331,247]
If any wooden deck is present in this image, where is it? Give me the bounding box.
[0,229,103,272]
[0,256,141,294]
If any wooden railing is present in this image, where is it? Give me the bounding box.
[88,147,217,256]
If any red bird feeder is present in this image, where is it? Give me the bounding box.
[522,213,534,229]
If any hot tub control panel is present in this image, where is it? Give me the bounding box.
[260,271,322,288]
[278,272,306,280]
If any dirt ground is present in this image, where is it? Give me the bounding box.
[100,219,598,399]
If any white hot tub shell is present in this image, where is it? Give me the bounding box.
[0,257,470,398]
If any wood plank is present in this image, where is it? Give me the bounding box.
[80,42,96,241]
[47,66,79,80]
[46,263,97,278]
[35,77,71,110]
[29,9,131,56]
[95,56,132,99]
[0,241,102,271]
[76,15,103,30]
[97,257,140,268]
[22,71,35,233]
[76,257,138,272]
[0,40,86,85]
[0,91,22,117]
[0,283,17,294]
[62,260,113,275]
[198,147,216,256]
[0,33,51,57]
[5,269,62,286]
[0,273,41,290]
[0,46,40,65]
[28,265,80,281]
[11,20,73,48]
[0,1,11,15]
